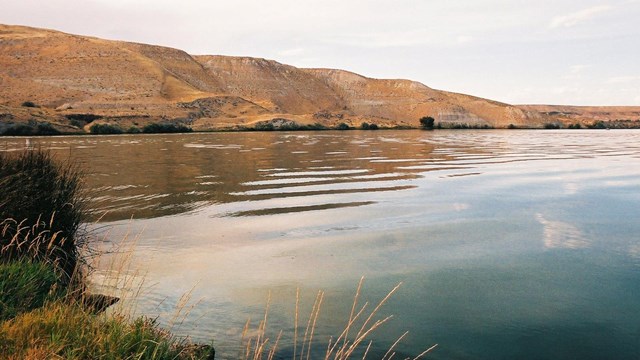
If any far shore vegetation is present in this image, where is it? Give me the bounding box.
[1,114,637,136]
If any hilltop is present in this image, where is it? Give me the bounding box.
[1,24,638,132]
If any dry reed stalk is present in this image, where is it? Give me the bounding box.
[408,344,438,360]
[381,331,408,360]
[241,278,437,360]
[299,290,325,360]
[294,287,300,359]
[305,290,324,360]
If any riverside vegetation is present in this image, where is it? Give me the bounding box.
[0,150,213,359]
[0,150,436,359]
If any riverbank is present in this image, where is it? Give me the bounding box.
[1,116,636,137]
[0,150,214,359]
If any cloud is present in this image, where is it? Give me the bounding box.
[323,28,436,48]
[456,35,474,44]
[569,64,590,74]
[549,5,612,29]
[562,64,591,80]
[607,75,640,84]
[277,48,306,57]
[536,213,589,249]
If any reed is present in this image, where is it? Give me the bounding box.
[241,277,437,360]
[0,149,86,282]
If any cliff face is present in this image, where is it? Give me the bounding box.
[0,24,566,130]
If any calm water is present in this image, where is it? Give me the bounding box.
[2,130,640,359]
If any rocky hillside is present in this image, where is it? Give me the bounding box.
[0,24,630,132]
[519,105,640,128]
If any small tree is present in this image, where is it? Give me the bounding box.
[419,116,435,130]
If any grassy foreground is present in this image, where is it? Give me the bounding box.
[0,150,213,359]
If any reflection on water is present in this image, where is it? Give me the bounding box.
[2,130,640,359]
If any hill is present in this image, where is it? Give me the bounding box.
[1,24,635,132]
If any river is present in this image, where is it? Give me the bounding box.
[2,130,639,359]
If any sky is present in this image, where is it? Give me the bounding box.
[1,0,639,106]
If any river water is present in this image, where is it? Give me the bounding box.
[2,130,639,359]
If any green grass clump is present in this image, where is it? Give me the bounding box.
[0,300,211,360]
[0,260,65,321]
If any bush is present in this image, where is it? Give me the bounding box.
[1,124,36,136]
[1,123,61,136]
[0,150,86,281]
[126,126,142,134]
[21,101,37,108]
[35,123,61,135]
[361,122,370,130]
[336,122,350,130]
[89,123,123,134]
[589,121,608,129]
[419,116,435,130]
[544,123,562,129]
[142,123,192,134]
[369,123,379,130]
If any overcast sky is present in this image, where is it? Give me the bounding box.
[2,0,639,105]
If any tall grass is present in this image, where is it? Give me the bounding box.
[0,298,213,360]
[0,149,214,359]
[241,278,437,360]
[0,150,86,282]
[0,260,65,321]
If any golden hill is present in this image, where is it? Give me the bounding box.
[1,24,636,132]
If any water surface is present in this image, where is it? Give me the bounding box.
[3,130,639,359]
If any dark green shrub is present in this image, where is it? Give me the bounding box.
[0,261,64,321]
[1,124,35,136]
[142,123,192,133]
[369,123,379,130]
[508,124,517,129]
[126,126,142,134]
[21,101,37,108]
[420,116,435,129]
[544,123,561,129]
[35,123,61,135]
[305,123,327,130]
[589,121,607,129]
[336,122,350,130]
[90,123,123,134]
[1,123,61,136]
[361,122,370,130]
[0,150,86,281]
